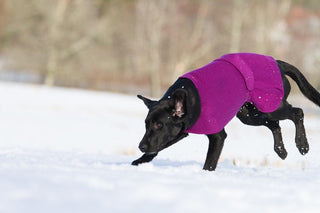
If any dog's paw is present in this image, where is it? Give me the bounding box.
[203,164,216,171]
[297,144,309,155]
[274,145,288,160]
[131,159,141,166]
[131,153,158,166]
[203,166,215,171]
[296,135,309,155]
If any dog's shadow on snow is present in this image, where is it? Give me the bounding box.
[104,157,203,169]
[117,158,203,169]
[151,159,202,168]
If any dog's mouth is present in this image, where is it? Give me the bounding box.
[156,132,188,153]
[141,132,188,155]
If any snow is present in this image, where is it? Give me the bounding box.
[0,81,320,213]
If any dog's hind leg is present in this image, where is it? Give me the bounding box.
[237,103,287,159]
[268,101,309,156]
[204,129,227,171]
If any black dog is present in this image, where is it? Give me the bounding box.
[132,59,320,171]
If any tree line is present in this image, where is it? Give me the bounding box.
[0,0,319,96]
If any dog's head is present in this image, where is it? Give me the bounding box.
[137,90,188,154]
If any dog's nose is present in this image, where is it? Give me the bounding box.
[139,143,148,152]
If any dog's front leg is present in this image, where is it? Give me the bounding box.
[131,153,158,166]
[203,129,227,171]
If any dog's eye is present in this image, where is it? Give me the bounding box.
[154,122,163,130]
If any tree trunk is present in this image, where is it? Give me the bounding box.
[135,0,167,97]
[44,0,69,86]
[229,0,243,53]
[255,2,266,53]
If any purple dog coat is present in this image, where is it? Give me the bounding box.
[180,53,284,134]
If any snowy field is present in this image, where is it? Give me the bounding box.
[0,81,319,213]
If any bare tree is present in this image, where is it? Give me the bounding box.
[135,0,217,96]
[45,0,69,86]
[135,0,170,96]
[229,0,244,53]
[168,1,214,82]
[255,1,267,53]
[0,0,6,38]
[44,0,110,87]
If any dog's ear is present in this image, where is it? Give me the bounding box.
[172,89,187,118]
[137,95,157,109]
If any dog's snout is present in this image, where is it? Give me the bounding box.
[139,143,148,152]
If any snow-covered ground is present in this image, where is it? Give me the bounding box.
[0,81,319,213]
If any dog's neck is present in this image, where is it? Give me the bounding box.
[161,78,201,130]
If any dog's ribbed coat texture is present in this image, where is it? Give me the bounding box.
[181,53,284,134]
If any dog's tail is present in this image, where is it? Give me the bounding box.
[277,60,320,107]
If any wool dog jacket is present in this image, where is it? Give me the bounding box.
[181,53,284,134]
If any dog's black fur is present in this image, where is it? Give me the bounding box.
[132,60,320,171]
